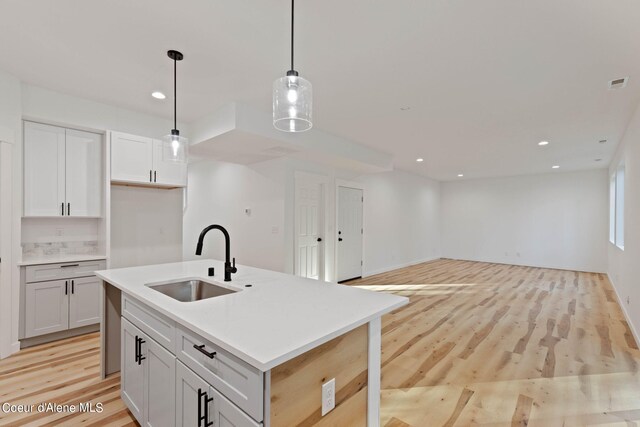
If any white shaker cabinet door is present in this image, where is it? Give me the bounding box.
[111,132,153,184]
[208,386,260,427]
[65,129,102,217]
[121,318,145,424]
[24,279,69,337]
[143,336,176,427]
[175,361,209,427]
[68,276,101,329]
[152,139,187,187]
[23,122,66,217]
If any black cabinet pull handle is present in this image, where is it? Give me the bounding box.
[193,344,216,359]
[71,280,75,294]
[198,388,206,427]
[137,338,146,364]
[317,237,322,242]
[154,170,157,182]
[60,264,79,268]
[61,202,64,216]
[149,170,152,182]
[67,202,70,216]
[205,394,213,427]
[338,237,343,242]
[134,335,139,363]
[65,281,68,295]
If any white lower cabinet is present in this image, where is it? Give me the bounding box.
[121,295,263,427]
[69,276,102,328]
[24,280,69,337]
[122,318,176,427]
[175,361,260,427]
[122,318,145,422]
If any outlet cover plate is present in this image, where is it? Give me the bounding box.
[321,378,335,416]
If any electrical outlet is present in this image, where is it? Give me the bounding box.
[321,378,335,416]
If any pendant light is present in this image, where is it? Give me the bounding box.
[273,0,312,132]
[163,50,188,162]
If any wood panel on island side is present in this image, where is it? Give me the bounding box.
[1,259,639,426]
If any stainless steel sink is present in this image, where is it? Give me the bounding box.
[147,279,238,302]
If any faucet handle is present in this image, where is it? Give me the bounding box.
[230,257,238,273]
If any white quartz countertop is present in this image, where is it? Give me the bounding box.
[18,254,107,266]
[95,259,408,371]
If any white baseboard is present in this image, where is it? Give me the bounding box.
[607,273,640,348]
[363,256,441,278]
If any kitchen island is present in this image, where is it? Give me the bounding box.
[96,259,407,427]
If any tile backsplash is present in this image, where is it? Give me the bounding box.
[22,241,99,257]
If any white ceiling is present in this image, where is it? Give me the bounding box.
[2,0,640,180]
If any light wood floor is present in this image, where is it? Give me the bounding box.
[1,259,639,426]
[350,259,640,426]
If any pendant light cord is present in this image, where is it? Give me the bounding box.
[173,57,177,130]
[290,0,295,71]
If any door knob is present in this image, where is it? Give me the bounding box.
[338,238,343,242]
[317,238,322,242]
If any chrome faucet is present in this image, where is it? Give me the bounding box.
[195,224,237,282]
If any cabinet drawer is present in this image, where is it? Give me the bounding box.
[176,326,264,422]
[122,294,176,354]
[25,260,106,283]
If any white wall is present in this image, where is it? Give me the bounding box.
[441,169,608,272]
[183,158,288,272]
[356,170,441,276]
[110,186,184,268]
[608,101,640,343]
[183,156,442,280]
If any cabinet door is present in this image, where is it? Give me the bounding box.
[152,140,187,187]
[121,318,145,424]
[24,122,66,216]
[175,361,209,427]
[111,132,153,183]
[68,276,101,329]
[24,279,69,337]
[144,336,176,427]
[65,129,103,217]
[209,386,260,427]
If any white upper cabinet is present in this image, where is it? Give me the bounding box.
[110,132,186,188]
[110,132,153,184]
[24,122,103,217]
[24,122,66,216]
[65,129,103,217]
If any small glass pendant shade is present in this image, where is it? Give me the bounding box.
[162,130,188,162]
[273,74,312,132]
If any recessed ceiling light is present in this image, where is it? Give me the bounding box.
[552,165,560,169]
[457,174,464,177]
[400,106,411,111]
[416,158,424,162]
[538,141,549,146]
[151,91,166,99]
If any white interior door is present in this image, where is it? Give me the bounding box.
[337,186,363,282]
[65,129,103,217]
[23,122,66,216]
[294,175,324,280]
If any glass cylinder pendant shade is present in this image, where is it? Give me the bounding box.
[162,129,188,162]
[273,74,312,132]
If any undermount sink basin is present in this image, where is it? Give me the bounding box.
[146,279,238,302]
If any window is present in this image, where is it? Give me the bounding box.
[609,174,616,244]
[610,162,625,249]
